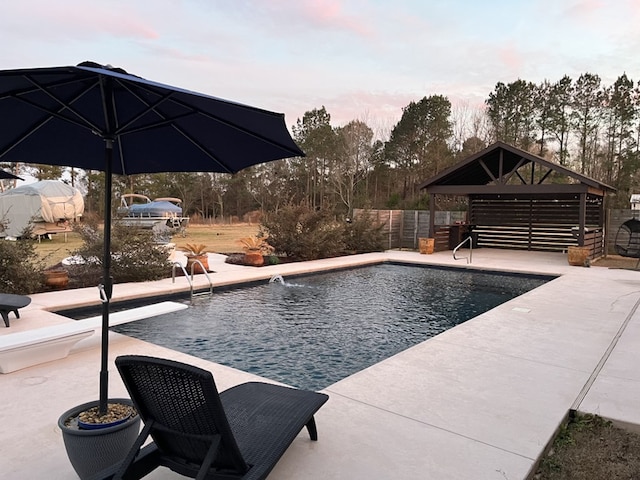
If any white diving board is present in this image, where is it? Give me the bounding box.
[0,301,188,374]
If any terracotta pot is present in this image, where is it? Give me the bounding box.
[44,269,69,289]
[568,246,590,266]
[419,238,435,254]
[243,251,264,266]
[186,254,209,273]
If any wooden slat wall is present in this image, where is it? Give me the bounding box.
[585,229,604,257]
[433,226,452,252]
[469,194,603,255]
[355,203,606,257]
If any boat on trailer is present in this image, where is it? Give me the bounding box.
[117,194,189,234]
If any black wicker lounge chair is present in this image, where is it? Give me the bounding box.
[93,355,329,480]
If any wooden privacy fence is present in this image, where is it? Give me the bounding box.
[353,209,466,250]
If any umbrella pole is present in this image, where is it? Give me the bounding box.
[99,140,114,415]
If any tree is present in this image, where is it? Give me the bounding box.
[332,120,374,216]
[366,139,390,208]
[571,73,604,175]
[245,160,293,213]
[292,107,337,209]
[30,164,65,181]
[486,79,537,149]
[383,95,453,205]
[604,74,638,199]
[547,76,573,165]
[534,80,554,157]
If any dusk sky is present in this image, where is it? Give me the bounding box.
[1,0,639,135]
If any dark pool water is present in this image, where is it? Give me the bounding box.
[113,264,549,390]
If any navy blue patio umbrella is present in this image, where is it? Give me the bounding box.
[0,169,23,180]
[0,61,304,413]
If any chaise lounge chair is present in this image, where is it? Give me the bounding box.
[0,293,31,327]
[93,355,329,480]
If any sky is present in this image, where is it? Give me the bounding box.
[1,0,639,137]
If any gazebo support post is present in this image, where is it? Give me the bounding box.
[578,192,587,248]
[429,193,436,238]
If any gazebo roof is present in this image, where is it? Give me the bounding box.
[419,141,615,196]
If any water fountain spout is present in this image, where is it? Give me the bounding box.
[269,274,285,285]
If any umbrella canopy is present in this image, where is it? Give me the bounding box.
[0,62,304,413]
[0,61,303,173]
[0,169,23,180]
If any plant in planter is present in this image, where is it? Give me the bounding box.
[239,236,273,266]
[182,243,210,273]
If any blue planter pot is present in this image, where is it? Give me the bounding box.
[58,398,140,479]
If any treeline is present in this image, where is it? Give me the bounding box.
[3,72,639,218]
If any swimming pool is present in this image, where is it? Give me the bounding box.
[113,264,550,390]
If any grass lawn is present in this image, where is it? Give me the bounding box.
[34,223,260,267]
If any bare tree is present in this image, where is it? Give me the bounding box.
[332,120,374,216]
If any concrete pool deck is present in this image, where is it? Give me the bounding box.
[2,249,639,479]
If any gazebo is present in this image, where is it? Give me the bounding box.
[419,142,616,257]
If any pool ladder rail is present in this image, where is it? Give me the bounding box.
[453,236,473,264]
[171,261,213,298]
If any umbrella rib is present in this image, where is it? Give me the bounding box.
[22,75,106,135]
[110,80,176,136]
[0,81,101,157]
[170,96,303,157]
[170,124,234,173]
[111,81,232,172]
[114,79,303,157]
[105,81,232,174]
[0,76,106,158]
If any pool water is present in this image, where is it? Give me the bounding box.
[113,264,549,390]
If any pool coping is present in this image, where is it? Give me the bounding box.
[2,249,640,479]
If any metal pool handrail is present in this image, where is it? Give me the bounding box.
[171,261,213,297]
[453,236,473,264]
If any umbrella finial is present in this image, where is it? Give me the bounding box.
[77,61,129,75]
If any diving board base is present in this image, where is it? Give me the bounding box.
[0,330,94,373]
[0,301,188,374]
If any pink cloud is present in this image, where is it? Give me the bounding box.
[296,0,374,36]
[7,1,159,41]
[241,0,374,37]
[562,0,606,25]
[497,46,525,76]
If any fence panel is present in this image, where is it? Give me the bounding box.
[354,209,467,250]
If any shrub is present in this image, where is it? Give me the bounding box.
[260,205,345,261]
[68,220,172,287]
[260,205,386,261]
[0,239,46,294]
[343,212,386,253]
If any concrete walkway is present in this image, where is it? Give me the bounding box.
[1,249,639,479]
